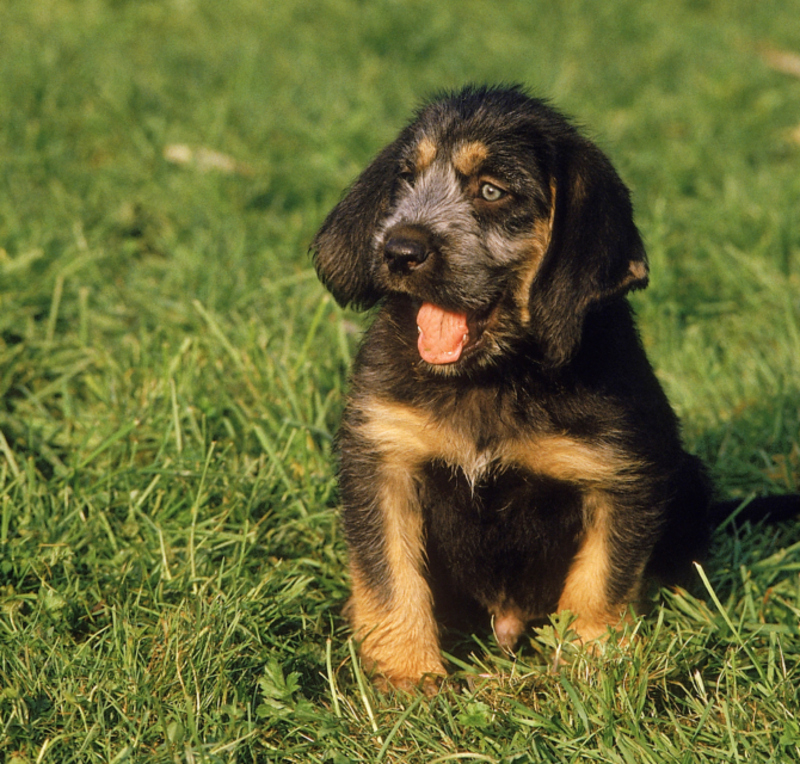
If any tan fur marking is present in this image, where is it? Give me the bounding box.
[415,137,438,173]
[516,184,557,325]
[628,259,647,282]
[557,491,625,642]
[358,398,486,480]
[507,435,637,490]
[359,398,636,490]
[570,168,588,203]
[452,141,489,176]
[347,466,444,690]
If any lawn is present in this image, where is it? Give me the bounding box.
[1,0,799,761]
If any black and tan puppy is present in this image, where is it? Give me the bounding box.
[312,85,796,692]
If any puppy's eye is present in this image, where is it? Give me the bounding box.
[478,182,507,202]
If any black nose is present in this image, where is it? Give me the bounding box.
[383,225,432,274]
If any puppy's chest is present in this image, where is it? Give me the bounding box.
[419,453,585,620]
[422,419,510,489]
[417,429,577,524]
[354,392,627,500]
[357,394,524,479]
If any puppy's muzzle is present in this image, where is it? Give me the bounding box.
[383,224,433,274]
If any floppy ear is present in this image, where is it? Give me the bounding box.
[312,136,407,310]
[528,136,648,367]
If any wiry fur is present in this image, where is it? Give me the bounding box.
[312,85,799,693]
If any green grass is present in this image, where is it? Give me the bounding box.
[1,0,799,761]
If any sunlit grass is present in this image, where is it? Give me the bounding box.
[0,0,798,761]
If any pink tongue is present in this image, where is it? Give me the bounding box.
[416,302,469,364]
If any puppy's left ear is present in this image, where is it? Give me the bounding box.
[312,136,407,310]
[528,135,648,366]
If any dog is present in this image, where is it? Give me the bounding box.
[312,85,799,693]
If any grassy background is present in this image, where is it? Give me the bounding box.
[1,0,799,761]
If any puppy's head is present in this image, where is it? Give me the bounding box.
[312,85,647,369]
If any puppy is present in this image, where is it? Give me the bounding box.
[312,85,797,692]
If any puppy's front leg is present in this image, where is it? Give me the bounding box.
[341,456,445,693]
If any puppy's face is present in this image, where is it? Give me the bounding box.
[374,124,554,368]
[313,87,648,369]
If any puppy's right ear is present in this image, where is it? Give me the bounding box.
[312,137,406,310]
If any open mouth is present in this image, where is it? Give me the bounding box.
[416,301,496,364]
